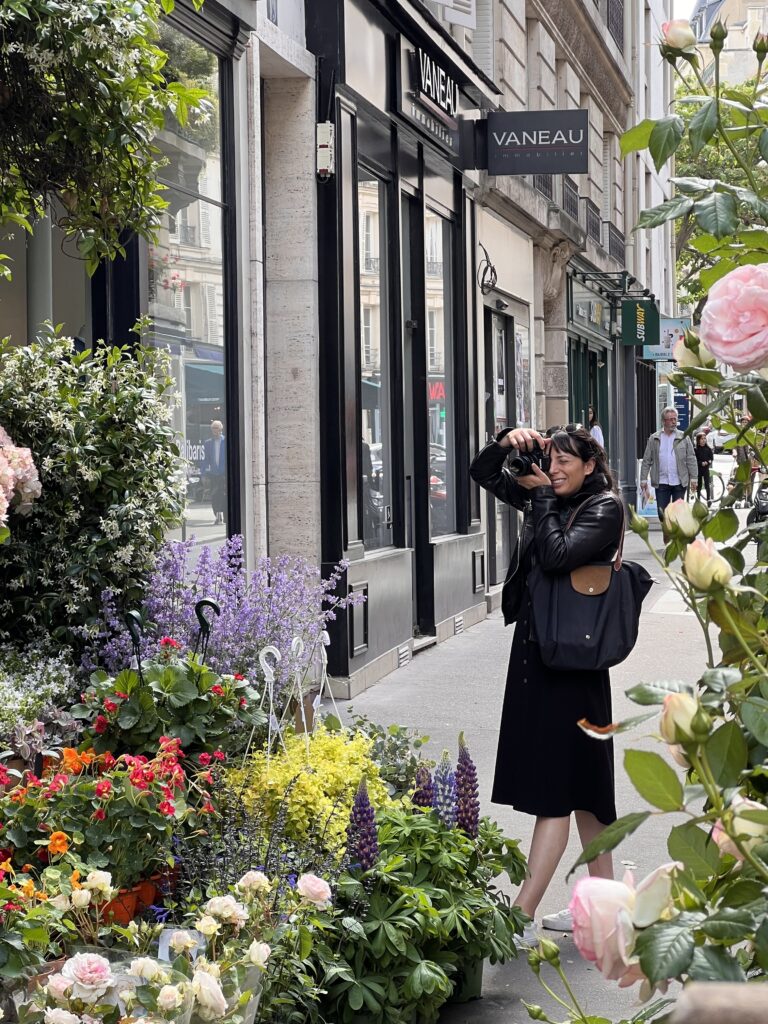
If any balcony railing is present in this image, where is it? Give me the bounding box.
[426,259,443,277]
[607,223,625,263]
[562,176,580,222]
[179,224,197,246]
[607,0,624,51]
[533,173,554,201]
[585,200,602,245]
[363,255,380,274]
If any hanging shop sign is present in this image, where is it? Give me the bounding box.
[621,298,660,347]
[643,316,690,360]
[397,40,462,154]
[486,109,589,175]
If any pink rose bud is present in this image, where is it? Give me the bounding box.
[661,19,697,52]
[659,692,699,744]
[683,538,733,591]
[699,264,768,372]
[662,499,699,540]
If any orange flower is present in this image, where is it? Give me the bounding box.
[79,749,96,766]
[34,891,48,901]
[21,879,35,899]
[22,864,35,873]
[61,748,83,773]
[47,832,69,856]
[70,869,82,890]
[10,787,27,803]
[0,859,14,875]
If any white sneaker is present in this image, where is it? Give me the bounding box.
[513,920,541,949]
[541,908,573,932]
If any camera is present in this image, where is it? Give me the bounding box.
[508,441,551,478]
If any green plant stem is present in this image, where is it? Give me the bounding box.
[552,961,592,1024]
[715,598,768,679]
[536,971,584,1020]
[643,536,715,666]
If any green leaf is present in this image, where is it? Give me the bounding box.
[689,233,722,254]
[567,812,650,878]
[625,679,695,706]
[700,907,757,941]
[741,697,768,746]
[621,119,656,157]
[689,98,718,156]
[625,750,684,811]
[687,944,746,982]
[648,116,685,171]
[702,509,739,542]
[635,921,695,986]
[754,917,768,972]
[667,822,721,880]
[705,720,747,787]
[635,197,693,230]
[693,192,739,239]
[759,128,768,164]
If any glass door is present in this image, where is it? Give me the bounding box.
[485,310,514,586]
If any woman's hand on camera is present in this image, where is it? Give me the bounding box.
[515,463,551,490]
[498,428,548,451]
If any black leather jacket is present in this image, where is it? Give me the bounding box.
[470,438,624,625]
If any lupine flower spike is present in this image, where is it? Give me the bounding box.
[347,778,379,871]
[412,764,435,809]
[456,732,480,839]
[433,749,457,828]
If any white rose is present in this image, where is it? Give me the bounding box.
[661,19,697,51]
[60,952,114,1003]
[194,959,221,979]
[683,538,733,590]
[82,869,113,896]
[71,888,92,909]
[169,929,199,954]
[192,970,228,1020]
[204,895,249,928]
[237,870,271,895]
[662,498,699,540]
[673,335,714,368]
[129,957,162,981]
[157,983,185,1012]
[296,873,332,907]
[248,941,271,969]
[194,915,221,937]
[44,1010,81,1024]
[50,894,71,912]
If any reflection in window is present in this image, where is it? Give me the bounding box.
[144,24,229,549]
[425,210,455,537]
[358,170,393,551]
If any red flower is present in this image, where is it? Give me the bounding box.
[210,684,225,697]
[0,771,11,787]
[114,691,129,700]
[93,715,109,735]
[95,780,111,798]
[201,801,216,814]
[157,801,175,817]
[3,902,22,912]
[92,808,106,821]
[102,752,117,770]
[198,753,212,767]
[212,750,226,763]
[129,769,149,791]
[103,699,118,714]
[234,673,245,681]
[239,698,247,709]
[159,637,181,649]
[201,771,213,785]
[26,774,41,788]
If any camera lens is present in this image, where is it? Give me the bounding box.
[508,453,533,477]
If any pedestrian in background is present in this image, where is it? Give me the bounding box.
[639,406,697,522]
[470,424,624,943]
[695,432,712,504]
[201,419,227,526]
[588,405,604,449]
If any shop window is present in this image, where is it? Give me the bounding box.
[425,209,456,538]
[143,21,231,545]
[357,169,393,551]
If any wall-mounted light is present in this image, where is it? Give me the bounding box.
[495,298,509,311]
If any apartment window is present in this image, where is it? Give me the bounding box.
[362,306,373,367]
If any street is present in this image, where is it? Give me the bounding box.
[334,524,718,1022]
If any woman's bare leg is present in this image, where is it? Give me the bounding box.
[575,810,614,879]
[515,815,571,918]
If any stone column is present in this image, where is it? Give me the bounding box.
[539,241,576,429]
[26,216,53,337]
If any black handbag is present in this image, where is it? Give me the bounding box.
[528,494,654,672]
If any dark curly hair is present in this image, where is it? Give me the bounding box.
[547,425,616,493]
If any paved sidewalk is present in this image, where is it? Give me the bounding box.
[331,529,703,1022]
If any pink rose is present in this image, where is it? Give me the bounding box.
[699,264,768,371]
[60,952,114,1003]
[713,794,768,860]
[44,973,73,1003]
[296,873,332,907]
[661,19,697,51]
[570,863,681,991]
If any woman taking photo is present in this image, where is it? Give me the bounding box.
[470,425,623,943]
[695,432,712,504]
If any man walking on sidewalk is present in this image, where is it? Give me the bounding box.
[640,406,698,521]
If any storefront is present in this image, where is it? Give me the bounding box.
[307,0,501,692]
[567,267,614,453]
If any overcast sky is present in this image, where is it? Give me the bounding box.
[674,0,697,16]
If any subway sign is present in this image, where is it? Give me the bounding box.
[621,298,660,347]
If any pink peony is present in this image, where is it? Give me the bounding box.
[699,264,768,371]
[60,952,114,1003]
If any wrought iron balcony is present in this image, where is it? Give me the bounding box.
[426,259,443,277]
[607,0,624,51]
[533,173,554,201]
[562,176,580,223]
[585,200,602,245]
[607,223,625,264]
[363,255,380,274]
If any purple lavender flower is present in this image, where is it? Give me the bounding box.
[412,764,435,809]
[347,778,379,871]
[432,750,457,828]
[456,732,480,839]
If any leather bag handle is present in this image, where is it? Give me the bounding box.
[564,492,626,571]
